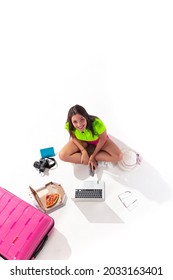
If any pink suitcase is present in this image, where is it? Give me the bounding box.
[0,186,54,260]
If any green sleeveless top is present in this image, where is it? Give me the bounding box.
[65,118,106,141]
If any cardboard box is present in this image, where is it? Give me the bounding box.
[29,182,66,213]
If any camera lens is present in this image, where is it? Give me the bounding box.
[33,161,41,169]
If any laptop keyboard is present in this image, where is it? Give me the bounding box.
[74,181,105,201]
[75,189,103,199]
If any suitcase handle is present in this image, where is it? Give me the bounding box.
[31,235,48,259]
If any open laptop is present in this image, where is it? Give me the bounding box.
[73,180,105,201]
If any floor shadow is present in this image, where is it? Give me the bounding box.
[36,228,72,260]
[72,199,124,223]
[72,135,172,204]
[104,135,172,204]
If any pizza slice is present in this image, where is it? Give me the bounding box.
[46,193,59,208]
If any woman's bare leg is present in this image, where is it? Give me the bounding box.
[94,138,122,163]
[59,139,87,164]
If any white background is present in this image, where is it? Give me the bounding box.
[0,0,173,279]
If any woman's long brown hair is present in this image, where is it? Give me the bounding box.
[66,104,98,137]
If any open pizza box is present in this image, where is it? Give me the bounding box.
[29,181,66,213]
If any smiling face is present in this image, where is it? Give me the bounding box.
[71,114,87,132]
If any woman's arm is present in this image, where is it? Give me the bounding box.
[71,135,89,164]
[91,131,107,158]
[88,131,107,170]
[71,135,86,152]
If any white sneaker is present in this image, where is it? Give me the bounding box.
[98,161,114,168]
[97,161,108,167]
